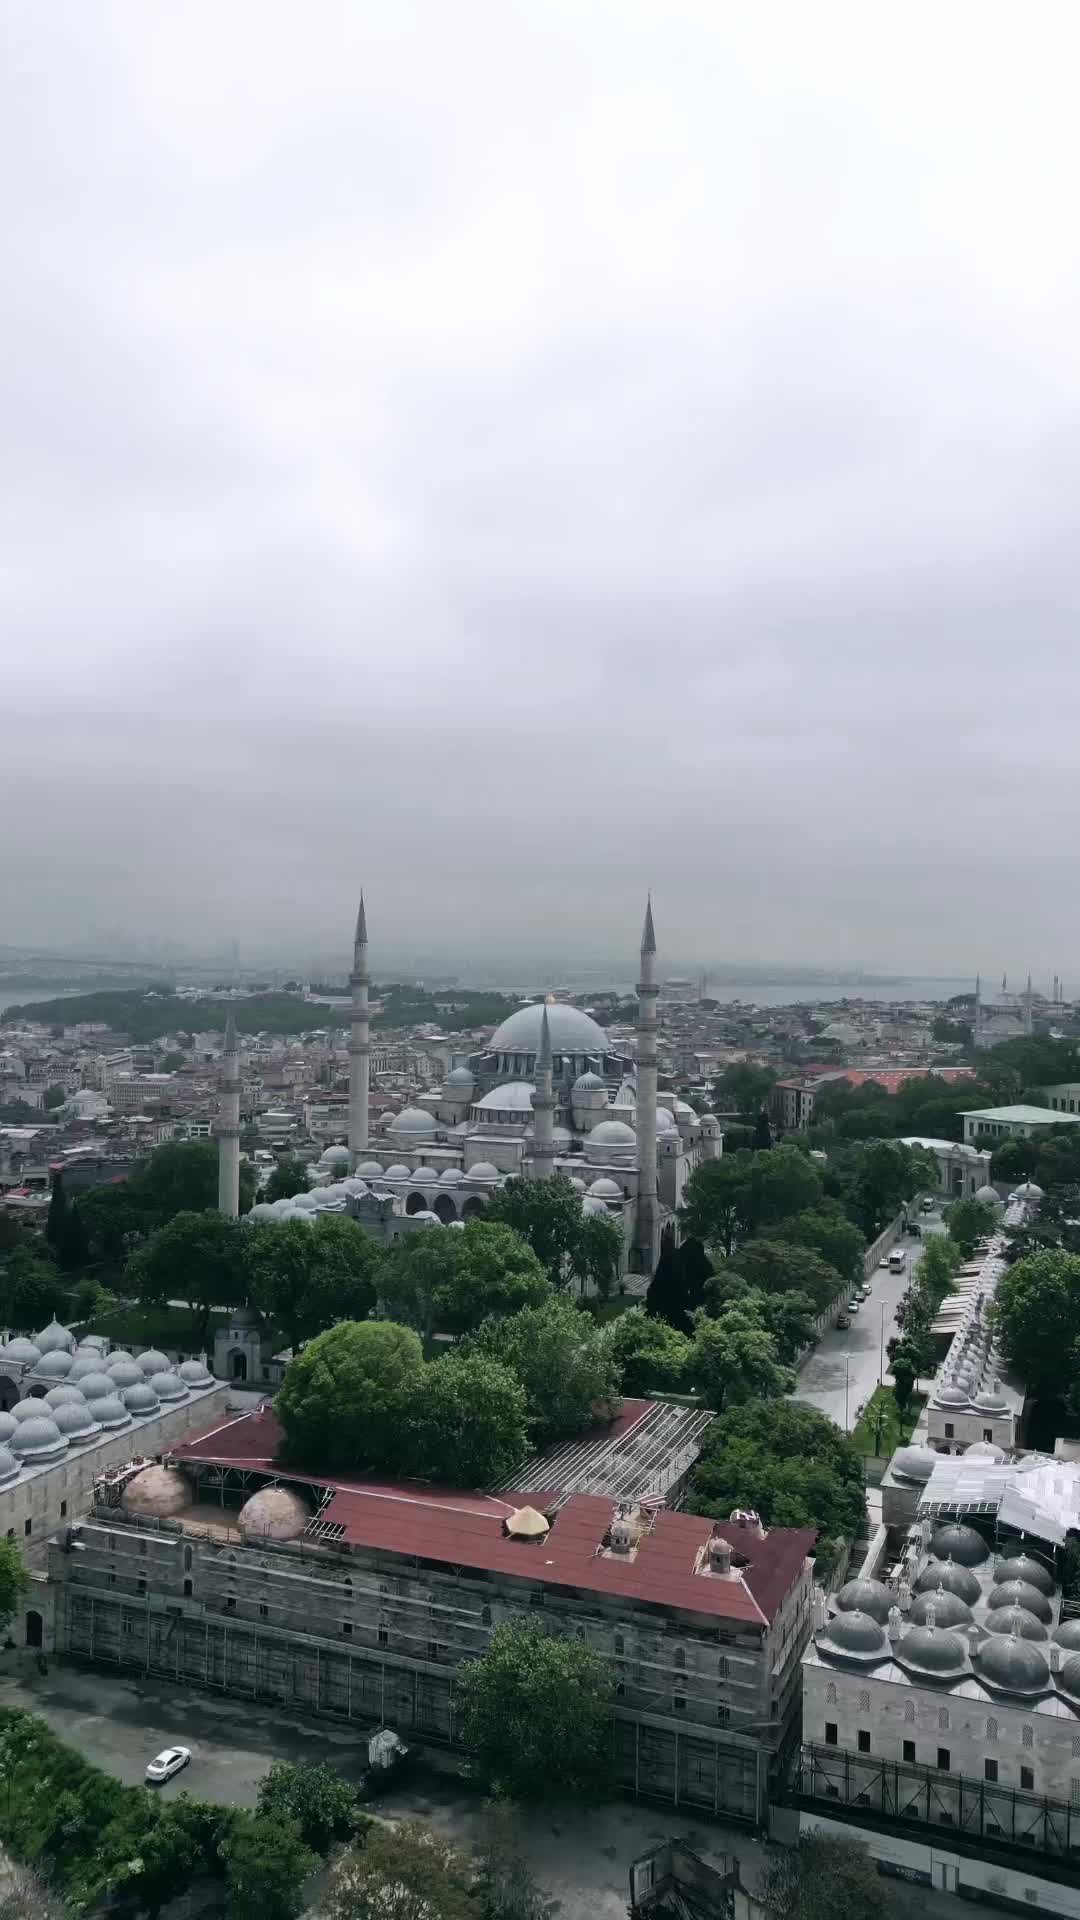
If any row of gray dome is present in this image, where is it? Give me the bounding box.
[819,1608,1076,1697]
[0,1356,214,1475]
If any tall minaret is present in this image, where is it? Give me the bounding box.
[1024,971,1034,1035]
[635,897,659,1275]
[348,893,370,1168]
[217,1010,240,1217]
[530,1004,556,1180]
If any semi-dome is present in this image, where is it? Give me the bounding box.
[836,1579,893,1624]
[466,1162,500,1182]
[975,1635,1050,1694]
[819,1609,887,1657]
[136,1349,172,1378]
[34,1319,75,1355]
[69,1353,107,1382]
[988,1580,1053,1624]
[107,1360,144,1390]
[390,1107,439,1136]
[32,1351,73,1379]
[908,1588,973,1630]
[11,1399,46,1423]
[44,1385,87,1410]
[93,1395,130,1429]
[896,1623,968,1677]
[914,1559,981,1604]
[988,1605,1048,1642]
[122,1465,190,1518]
[1015,1180,1044,1199]
[10,1415,65,1460]
[238,1487,310,1542]
[588,1177,623,1200]
[891,1446,936,1485]
[79,1371,119,1402]
[965,1440,1005,1460]
[52,1400,100,1440]
[587,1120,637,1150]
[0,1447,18,1486]
[489,1002,608,1058]
[930,1523,988,1567]
[974,1184,1001,1207]
[1,1339,40,1367]
[995,1552,1055,1596]
[475,1083,536,1114]
[153,1372,188,1402]
[122,1382,160,1415]
[178,1359,213,1386]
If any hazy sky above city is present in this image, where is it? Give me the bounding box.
[3,2,1080,976]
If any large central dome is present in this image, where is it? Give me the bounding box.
[489,1003,608,1057]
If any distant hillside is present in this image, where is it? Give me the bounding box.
[1,983,526,1042]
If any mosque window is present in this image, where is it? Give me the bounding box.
[1022,1726,1033,1749]
[987,1718,998,1740]
[938,1708,949,1731]
[826,1683,837,1705]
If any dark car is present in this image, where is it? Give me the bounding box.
[906,1222,922,1237]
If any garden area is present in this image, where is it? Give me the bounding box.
[852,1384,926,1459]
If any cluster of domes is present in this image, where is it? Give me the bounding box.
[0,1324,217,1477]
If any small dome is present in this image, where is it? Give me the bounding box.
[930,1523,988,1567]
[355,1161,385,1179]
[914,1559,981,1604]
[1058,1654,1080,1700]
[987,1580,1053,1624]
[247,1202,278,1221]
[10,1415,65,1459]
[655,1109,678,1133]
[445,1067,475,1089]
[908,1588,973,1630]
[836,1579,893,1624]
[0,1447,18,1486]
[701,1114,722,1134]
[153,1371,188,1402]
[136,1349,171,1378]
[122,1382,160,1414]
[34,1319,75,1355]
[572,1072,605,1094]
[1015,1180,1044,1199]
[0,1414,15,1444]
[76,1335,106,1353]
[11,1400,46,1423]
[582,1196,609,1217]
[32,1351,73,1380]
[972,1384,1009,1413]
[965,1440,1005,1460]
[588,1177,623,1199]
[466,1162,500,1182]
[587,1120,637,1150]
[506,1505,550,1540]
[439,1168,464,1184]
[107,1360,144,1390]
[820,1610,887,1657]
[891,1446,936,1485]
[569,1176,586,1192]
[408,1166,439,1186]
[319,1144,350,1166]
[69,1353,108,1382]
[381,1164,413,1181]
[105,1350,135,1369]
[975,1184,1001,1207]
[341,1178,368,1197]
[390,1107,438,1136]
[44,1385,87,1410]
[122,1465,190,1518]
[975,1634,1050,1694]
[1,1339,41,1367]
[93,1395,130,1429]
[178,1359,213,1386]
[52,1400,100,1440]
[934,1384,970,1407]
[995,1552,1055,1596]
[988,1605,1048,1642]
[897,1624,968,1677]
[1055,1619,1080,1650]
[238,1487,310,1542]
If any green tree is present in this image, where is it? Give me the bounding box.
[320,1821,479,1920]
[134,1139,255,1224]
[602,1305,691,1395]
[246,1215,382,1352]
[458,1621,615,1802]
[0,1539,30,1630]
[892,1348,918,1412]
[219,1813,315,1920]
[679,1155,753,1255]
[687,1307,793,1412]
[265,1157,310,1203]
[474,1802,559,1920]
[469,1297,621,1445]
[125,1210,248,1344]
[779,1206,865,1288]
[75,1181,144,1266]
[276,1320,425,1472]
[945,1195,997,1257]
[716,1063,776,1118]
[645,1236,712,1333]
[137,1794,236,1918]
[752,1109,772,1150]
[45,1175,67,1257]
[255,1761,357,1853]
[568,1212,624,1300]
[755,1290,818,1365]
[381,1221,549,1338]
[761,1833,886,1920]
[41,1087,65,1112]
[714,1239,843,1313]
[0,1249,67,1329]
[485,1176,587,1284]
[410,1352,529,1486]
[993,1250,1080,1399]
[685,1400,865,1549]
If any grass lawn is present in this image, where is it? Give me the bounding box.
[851,1386,926,1459]
[74,1303,234,1354]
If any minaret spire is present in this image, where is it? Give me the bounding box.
[217,1009,241,1217]
[348,891,371,1167]
[635,897,659,1275]
[529,1005,556,1181]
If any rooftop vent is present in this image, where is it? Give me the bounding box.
[708,1535,732,1576]
[505,1506,550,1543]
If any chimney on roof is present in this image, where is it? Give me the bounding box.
[609,1508,634,1555]
[888,1606,903,1643]
[708,1534,733,1576]
[1051,1645,1062,1674]
[813,1589,827,1632]
[897,1580,912,1611]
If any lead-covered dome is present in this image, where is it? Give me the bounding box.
[914,1559,981,1604]
[466,1162,500,1182]
[33,1351,73,1380]
[930,1523,988,1567]
[989,1605,1048,1642]
[1054,1619,1080,1650]
[107,1359,144,1390]
[34,1319,75,1355]
[93,1395,130,1429]
[975,1634,1050,1694]
[178,1359,213,1386]
[238,1487,310,1542]
[896,1624,968,1677]
[0,1414,15,1444]
[11,1400,46,1423]
[78,1370,119,1402]
[0,1447,18,1486]
[122,1382,159,1415]
[69,1353,108,1382]
[988,1580,1053,1624]
[10,1415,65,1460]
[52,1400,100,1440]
[389,1107,438,1136]
[1,1339,40,1367]
[586,1120,637,1151]
[445,1066,475,1090]
[908,1587,973,1630]
[489,1003,608,1057]
[136,1349,171,1378]
[153,1372,188,1402]
[572,1071,606,1094]
[818,1609,887,1658]
[44,1386,86,1411]
[995,1553,1054,1596]
[891,1446,936,1485]
[836,1579,894,1624]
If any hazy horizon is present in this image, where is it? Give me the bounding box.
[5,4,1080,973]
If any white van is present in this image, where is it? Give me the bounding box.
[888,1247,906,1273]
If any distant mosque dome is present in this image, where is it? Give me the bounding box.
[319,1144,350,1167]
[975,1184,1002,1208]
[587,1120,637,1152]
[655,1108,678,1133]
[466,1162,500,1182]
[390,1107,438,1136]
[445,1066,475,1089]
[35,1319,75,1355]
[573,1072,606,1094]
[588,1178,623,1200]
[489,1004,608,1057]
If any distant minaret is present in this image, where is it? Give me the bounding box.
[530,1004,556,1180]
[217,1010,240,1217]
[1025,971,1034,1035]
[635,898,659,1275]
[348,894,370,1168]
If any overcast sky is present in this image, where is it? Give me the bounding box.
[3,2,1079,977]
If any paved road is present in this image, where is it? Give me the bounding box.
[794,1211,941,1432]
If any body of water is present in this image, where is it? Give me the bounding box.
[701,976,968,1008]
[0,987,89,1018]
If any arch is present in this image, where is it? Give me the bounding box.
[462,1196,486,1220]
[25,1610,42,1649]
[0,1375,18,1412]
[228,1349,248,1382]
[405,1192,428,1216]
[432,1194,457,1225]
[951,1166,964,1195]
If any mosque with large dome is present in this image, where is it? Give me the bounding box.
[240,897,722,1277]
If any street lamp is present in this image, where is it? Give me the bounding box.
[844,1352,850,1431]
[879,1302,886,1386]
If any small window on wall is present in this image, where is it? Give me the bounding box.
[944,1423,955,1439]
[903,1741,916,1763]
[857,1731,870,1754]
[984,1429,994,1442]
[938,1749,950,1771]
[23,1520,30,1538]
[985,1759,998,1783]
[1021,1767,1034,1791]
[858,1689,870,1713]
[825,1723,838,1746]
[904,1701,916,1724]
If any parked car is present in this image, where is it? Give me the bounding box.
[836,1312,851,1330]
[847,1297,861,1314]
[878,1254,890,1269]
[146,1747,191,1785]
[906,1222,922,1238]
[920,1197,935,1213]
[859,1281,873,1299]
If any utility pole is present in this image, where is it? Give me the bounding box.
[844,1352,850,1431]
[879,1302,886,1386]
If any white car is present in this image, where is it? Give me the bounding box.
[878,1254,890,1269]
[145,1746,191,1785]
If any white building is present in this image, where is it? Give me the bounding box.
[960,1105,1080,1146]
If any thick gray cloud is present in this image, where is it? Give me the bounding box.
[3,1,1079,977]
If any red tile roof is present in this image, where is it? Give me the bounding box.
[167,1407,814,1625]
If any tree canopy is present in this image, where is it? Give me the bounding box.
[645,1236,712,1333]
[680,1146,825,1255]
[380,1220,550,1337]
[713,1237,844,1313]
[945,1195,997,1256]
[264,1157,310,1203]
[485,1175,610,1288]
[685,1399,865,1554]
[715,1063,777,1117]
[992,1250,1080,1400]
[602,1305,690,1395]
[458,1620,615,1801]
[468,1296,621,1445]
[762,1833,886,1920]
[133,1139,256,1225]
[320,1821,478,1920]
[125,1210,249,1343]
[276,1320,425,1473]
[255,1761,358,1854]
[410,1351,529,1485]
[245,1214,382,1352]
[687,1307,793,1412]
